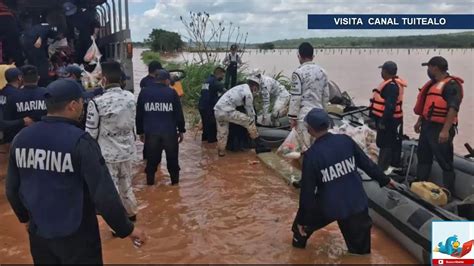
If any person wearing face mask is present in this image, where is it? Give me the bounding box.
[6,79,146,264]
[86,61,138,225]
[136,70,186,186]
[369,61,407,172]
[413,56,464,195]
[214,77,260,157]
[198,66,226,143]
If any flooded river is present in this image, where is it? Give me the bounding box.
[0,50,418,264]
[177,48,474,153]
[0,140,416,264]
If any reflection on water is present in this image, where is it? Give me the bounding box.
[173,48,474,153]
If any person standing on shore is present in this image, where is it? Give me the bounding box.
[223,44,242,90]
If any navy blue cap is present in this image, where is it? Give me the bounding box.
[4,68,23,83]
[304,108,331,130]
[378,61,398,74]
[422,56,448,71]
[45,79,87,102]
[156,69,171,81]
[65,65,83,78]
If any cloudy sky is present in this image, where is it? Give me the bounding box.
[127,0,474,43]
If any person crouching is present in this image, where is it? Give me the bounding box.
[292,108,395,254]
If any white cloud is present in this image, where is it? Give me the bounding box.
[128,0,474,43]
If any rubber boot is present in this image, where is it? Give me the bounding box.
[291,222,308,249]
[146,174,155,186]
[443,171,456,198]
[255,137,271,154]
[170,173,179,186]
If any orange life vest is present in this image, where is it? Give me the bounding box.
[171,81,184,97]
[369,77,407,119]
[414,76,464,124]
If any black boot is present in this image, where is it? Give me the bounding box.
[377,148,392,172]
[170,173,179,186]
[443,171,456,197]
[291,222,308,249]
[255,137,271,154]
[146,174,155,186]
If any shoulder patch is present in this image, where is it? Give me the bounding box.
[292,73,301,83]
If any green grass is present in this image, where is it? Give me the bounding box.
[140,50,292,115]
[141,50,162,66]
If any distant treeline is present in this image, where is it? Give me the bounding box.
[263,31,474,49]
[134,31,474,50]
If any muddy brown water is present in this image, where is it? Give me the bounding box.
[0,49,418,264]
[0,139,416,264]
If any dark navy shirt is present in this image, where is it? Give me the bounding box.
[23,24,58,48]
[140,75,156,90]
[136,83,185,135]
[380,82,400,122]
[3,85,47,142]
[297,133,389,224]
[0,85,24,142]
[198,75,224,110]
[6,116,134,239]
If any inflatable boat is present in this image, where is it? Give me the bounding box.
[256,83,473,264]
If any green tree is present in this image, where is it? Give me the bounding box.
[148,29,184,52]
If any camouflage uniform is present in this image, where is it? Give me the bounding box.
[86,86,138,217]
[214,84,259,153]
[289,61,330,152]
[260,75,290,126]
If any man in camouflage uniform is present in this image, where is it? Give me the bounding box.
[289,42,330,153]
[86,61,138,222]
[256,72,290,126]
[214,77,260,157]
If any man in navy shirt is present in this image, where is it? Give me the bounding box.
[22,23,60,87]
[292,108,395,254]
[140,60,163,90]
[198,66,225,143]
[3,65,47,142]
[6,79,146,264]
[0,68,33,141]
[136,70,185,186]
